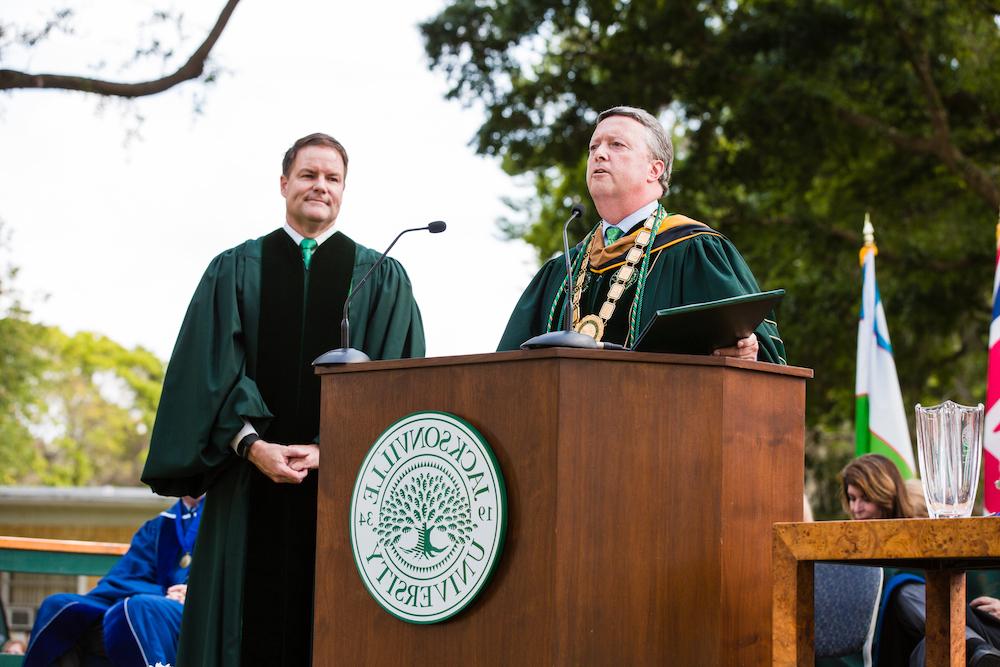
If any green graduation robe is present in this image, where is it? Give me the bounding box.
[498,212,786,364]
[141,229,424,666]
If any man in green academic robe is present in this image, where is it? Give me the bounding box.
[141,133,425,666]
[498,105,785,364]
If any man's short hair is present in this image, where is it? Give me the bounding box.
[596,106,673,195]
[282,133,349,178]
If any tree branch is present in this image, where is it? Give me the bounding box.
[821,3,1000,209]
[832,105,937,154]
[892,13,1000,209]
[894,22,952,147]
[0,0,240,98]
[832,105,1000,209]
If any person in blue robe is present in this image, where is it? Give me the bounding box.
[22,496,203,667]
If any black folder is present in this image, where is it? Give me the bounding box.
[630,289,784,355]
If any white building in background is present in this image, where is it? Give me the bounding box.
[0,486,171,637]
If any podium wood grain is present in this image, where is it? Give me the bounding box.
[314,349,808,665]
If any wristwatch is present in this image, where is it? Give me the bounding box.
[236,433,260,459]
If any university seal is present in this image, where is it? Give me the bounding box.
[350,411,507,623]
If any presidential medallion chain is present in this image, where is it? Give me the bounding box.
[573,206,663,342]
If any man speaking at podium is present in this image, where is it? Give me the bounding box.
[497,106,785,364]
[142,133,425,666]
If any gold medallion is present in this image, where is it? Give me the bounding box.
[179,553,192,568]
[575,314,605,341]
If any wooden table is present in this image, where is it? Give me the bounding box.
[773,518,1000,666]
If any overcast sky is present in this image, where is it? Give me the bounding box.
[0,0,542,360]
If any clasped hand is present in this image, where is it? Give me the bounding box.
[165,584,187,604]
[247,440,320,484]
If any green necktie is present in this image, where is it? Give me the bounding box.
[605,226,623,244]
[300,238,318,269]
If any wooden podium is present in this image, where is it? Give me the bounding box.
[313,349,809,665]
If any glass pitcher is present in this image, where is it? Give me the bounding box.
[914,400,983,518]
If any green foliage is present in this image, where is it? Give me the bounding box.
[0,224,46,484]
[0,226,164,486]
[30,328,164,486]
[1,324,165,486]
[422,0,1000,516]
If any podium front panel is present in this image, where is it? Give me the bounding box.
[313,350,807,665]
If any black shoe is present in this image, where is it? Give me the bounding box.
[970,643,1000,667]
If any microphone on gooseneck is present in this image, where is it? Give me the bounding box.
[520,203,599,350]
[312,221,447,365]
[562,203,587,330]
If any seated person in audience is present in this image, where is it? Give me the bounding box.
[22,495,203,667]
[842,453,923,520]
[841,455,1000,667]
[2,637,26,654]
[1,598,27,654]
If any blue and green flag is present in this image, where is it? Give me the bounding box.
[855,236,916,477]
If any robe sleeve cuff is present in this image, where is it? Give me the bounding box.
[231,421,258,452]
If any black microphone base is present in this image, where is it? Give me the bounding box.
[312,347,372,365]
[520,330,599,350]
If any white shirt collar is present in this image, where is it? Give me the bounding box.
[282,222,338,247]
[600,201,659,236]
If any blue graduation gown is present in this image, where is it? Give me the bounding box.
[23,499,201,667]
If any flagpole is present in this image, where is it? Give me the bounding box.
[856,212,874,458]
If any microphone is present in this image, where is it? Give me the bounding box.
[313,221,446,365]
[561,203,586,331]
[520,204,599,350]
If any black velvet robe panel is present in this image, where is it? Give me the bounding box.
[241,229,354,667]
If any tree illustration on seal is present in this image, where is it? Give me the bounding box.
[376,472,476,559]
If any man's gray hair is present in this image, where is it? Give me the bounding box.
[596,106,673,195]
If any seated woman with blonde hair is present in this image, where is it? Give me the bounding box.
[841,453,925,520]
